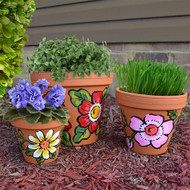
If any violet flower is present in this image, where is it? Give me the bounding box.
[32,98,46,111]
[8,87,17,98]
[16,79,29,92]
[45,85,66,107]
[25,86,42,104]
[11,91,27,109]
[34,79,50,93]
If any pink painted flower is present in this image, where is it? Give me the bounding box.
[130,114,174,149]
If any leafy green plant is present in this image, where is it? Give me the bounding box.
[4,105,69,125]
[114,58,190,96]
[0,0,36,97]
[27,36,114,81]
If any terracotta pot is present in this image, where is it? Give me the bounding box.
[31,71,113,146]
[116,88,188,155]
[11,118,63,164]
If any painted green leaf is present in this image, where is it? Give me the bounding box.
[20,141,25,150]
[3,109,22,121]
[18,108,30,117]
[121,110,129,127]
[73,126,91,143]
[17,129,24,138]
[69,89,91,107]
[96,126,100,135]
[167,110,178,120]
[61,130,72,146]
[24,113,41,124]
[25,147,35,157]
[36,156,45,164]
[49,152,56,159]
[102,88,108,100]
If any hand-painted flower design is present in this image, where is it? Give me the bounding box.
[130,114,174,149]
[64,122,71,131]
[126,137,133,149]
[28,130,60,159]
[78,91,103,133]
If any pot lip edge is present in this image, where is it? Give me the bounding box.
[10,118,64,130]
[116,87,188,98]
[31,71,113,78]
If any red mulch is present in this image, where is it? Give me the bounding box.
[0,95,190,190]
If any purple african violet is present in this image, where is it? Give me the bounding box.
[34,79,50,93]
[8,87,17,98]
[11,91,27,109]
[8,80,66,111]
[25,86,42,104]
[16,79,29,92]
[45,85,66,107]
[32,98,46,111]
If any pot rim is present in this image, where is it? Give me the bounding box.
[10,118,63,130]
[30,71,113,87]
[116,87,188,98]
[116,87,188,110]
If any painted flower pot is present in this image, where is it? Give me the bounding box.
[11,118,63,164]
[31,72,113,146]
[116,88,188,155]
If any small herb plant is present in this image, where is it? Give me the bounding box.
[27,36,113,82]
[114,58,190,96]
[3,79,69,125]
[0,0,36,97]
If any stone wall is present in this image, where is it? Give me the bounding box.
[108,43,190,96]
[15,43,190,96]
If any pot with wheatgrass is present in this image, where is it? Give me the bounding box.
[114,58,190,155]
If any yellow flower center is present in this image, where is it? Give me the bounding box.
[145,125,158,136]
[40,140,49,149]
[91,105,100,119]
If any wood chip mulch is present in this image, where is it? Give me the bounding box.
[0,95,190,190]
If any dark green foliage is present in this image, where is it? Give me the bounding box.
[0,0,36,97]
[3,109,22,121]
[27,36,114,82]
[114,58,190,96]
[24,112,41,124]
[3,105,70,125]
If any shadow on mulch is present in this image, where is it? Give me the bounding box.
[0,95,189,190]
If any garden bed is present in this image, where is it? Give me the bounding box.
[0,94,189,190]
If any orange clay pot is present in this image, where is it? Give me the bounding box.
[11,118,63,164]
[31,71,113,146]
[116,88,188,155]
